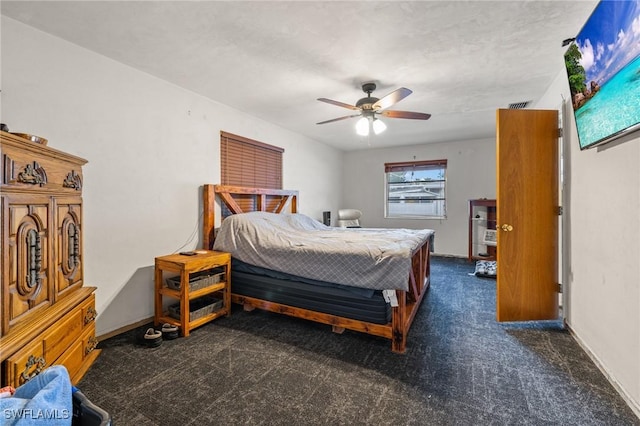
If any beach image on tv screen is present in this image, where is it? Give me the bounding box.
[565,0,640,149]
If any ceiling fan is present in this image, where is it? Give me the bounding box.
[316,82,431,136]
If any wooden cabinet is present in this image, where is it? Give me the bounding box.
[154,251,231,337]
[0,131,100,387]
[468,199,497,261]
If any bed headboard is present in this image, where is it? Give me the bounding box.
[202,184,299,249]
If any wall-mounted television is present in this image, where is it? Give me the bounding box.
[564,0,640,150]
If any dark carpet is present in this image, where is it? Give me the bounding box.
[78,256,639,425]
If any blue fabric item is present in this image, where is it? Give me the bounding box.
[0,365,72,425]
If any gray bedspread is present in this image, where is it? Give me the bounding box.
[212,212,434,291]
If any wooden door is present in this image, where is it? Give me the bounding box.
[496,109,559,321]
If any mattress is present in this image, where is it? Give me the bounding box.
[213,211,434,291]
[231,264,392,325]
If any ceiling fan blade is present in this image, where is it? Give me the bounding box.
[372,87,412,111]
[317,98,360,110]
[380,110,431,120]
[316,114,361,125]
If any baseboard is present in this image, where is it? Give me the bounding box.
[97,316,153,341]
[432,253,468,260]
[566,323,640,419]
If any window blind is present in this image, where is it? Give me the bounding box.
[220,131,283,189]
[220,131,284,213]
[384,159,448,173]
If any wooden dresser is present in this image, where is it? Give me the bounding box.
[0,131,100,387]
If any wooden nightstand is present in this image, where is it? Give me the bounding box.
[154,250,231,337]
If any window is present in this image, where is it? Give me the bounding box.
[220,131,283,189]
[384,159,447,219]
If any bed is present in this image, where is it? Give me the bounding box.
[202,184,434,353]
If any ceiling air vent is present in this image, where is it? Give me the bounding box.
[508,101,531,109]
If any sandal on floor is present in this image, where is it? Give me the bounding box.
[143,328,162,347]
[161,323,179,340]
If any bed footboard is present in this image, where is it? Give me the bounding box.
[392,236,431,353]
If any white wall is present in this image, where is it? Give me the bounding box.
[342,138,496,256]
[1,17,343,335]
[536,70,640,414]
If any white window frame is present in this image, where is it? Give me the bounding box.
[384,159,447,219]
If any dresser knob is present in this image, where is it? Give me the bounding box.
[20,355,46,385]
[84,306,97,324]
[85,336,98,355]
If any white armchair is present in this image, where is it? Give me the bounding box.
[337,209,362,228]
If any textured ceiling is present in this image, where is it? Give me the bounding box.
[1,1,597,151]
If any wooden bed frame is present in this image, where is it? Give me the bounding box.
[202,184,431,353]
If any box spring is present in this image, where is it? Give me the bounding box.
[231,270,391,324]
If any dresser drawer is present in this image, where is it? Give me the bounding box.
[43,295,95,363]
[57,325,97,382]
[4,339,46,387]
[44,306,84,365]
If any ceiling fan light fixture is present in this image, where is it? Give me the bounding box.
[356,116,370,136]
[317,83,430,136]
[372,118,386,135]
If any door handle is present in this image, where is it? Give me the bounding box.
[500,224,513,232]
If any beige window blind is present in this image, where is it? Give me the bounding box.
[220,131,283,189]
